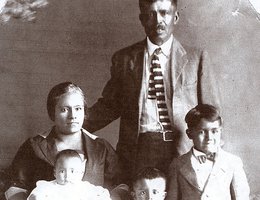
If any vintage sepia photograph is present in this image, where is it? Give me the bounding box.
[0,0,259,199]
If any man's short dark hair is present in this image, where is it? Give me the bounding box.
[185,104,222,129]
[132,167,166,189]
[139,0,177,12]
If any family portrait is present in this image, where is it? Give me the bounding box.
[0,0,259,199]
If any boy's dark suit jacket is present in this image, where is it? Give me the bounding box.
[166,149,250,200]
[85,37,220,179]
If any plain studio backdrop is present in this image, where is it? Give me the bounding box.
[0,0,259,198]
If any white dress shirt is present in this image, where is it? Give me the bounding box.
[139,35,173,133]
[191,148,215,191]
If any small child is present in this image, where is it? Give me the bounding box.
[27,149,111,200]
[166,104,250,200]
[131,167,167,200]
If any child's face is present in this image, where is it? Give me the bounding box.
[187,119,222,154]
[54,157,84,185]
[132,178,166,200]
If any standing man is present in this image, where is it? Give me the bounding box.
[85,0,220,184]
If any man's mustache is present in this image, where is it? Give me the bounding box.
[156,24,166,30]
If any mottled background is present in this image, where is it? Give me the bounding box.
[0,0,259,198]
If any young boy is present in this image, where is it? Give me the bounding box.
[131,167,167,200]
[27,149,111,200]
[166,104,250,200]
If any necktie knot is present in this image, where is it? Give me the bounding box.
[197,153,216,164]
[151,48,161,63]
[154,47,162,55]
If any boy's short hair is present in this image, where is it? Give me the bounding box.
[132,167,166,189]
[185,104,222,129]
[54,149,82,167]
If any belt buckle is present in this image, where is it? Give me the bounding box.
[162,131,173,142]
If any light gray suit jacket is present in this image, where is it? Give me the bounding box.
[166,148,250,200]
[85,37,220,182]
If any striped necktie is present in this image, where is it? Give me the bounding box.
[148,48,171,131]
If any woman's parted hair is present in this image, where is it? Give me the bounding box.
[47,82,87,121]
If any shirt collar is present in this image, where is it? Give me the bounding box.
[192,147,207,157]
[146,34,173,57]
[192,147,219,157]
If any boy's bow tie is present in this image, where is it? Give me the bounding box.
[197,153,216,164]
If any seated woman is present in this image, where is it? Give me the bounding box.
[5,82,122,200]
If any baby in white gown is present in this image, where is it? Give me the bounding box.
[27,149,111,200]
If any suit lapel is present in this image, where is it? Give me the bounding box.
[82,132,105,185]
[179,150,228,194]
[170,37,188,89]
[128,40,145,131]
[202,150,227,193]
[82,132,96,171]
[179,151,202,191]
[129,40,145,94]
[132,38,189,131]
[131,38,188,96]
[32,128,57,165]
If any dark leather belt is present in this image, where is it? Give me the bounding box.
[139,131,174,142]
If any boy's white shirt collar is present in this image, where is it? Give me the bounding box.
[192,147,219,157]
[192,147,207,157]
[147,34,173,57]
